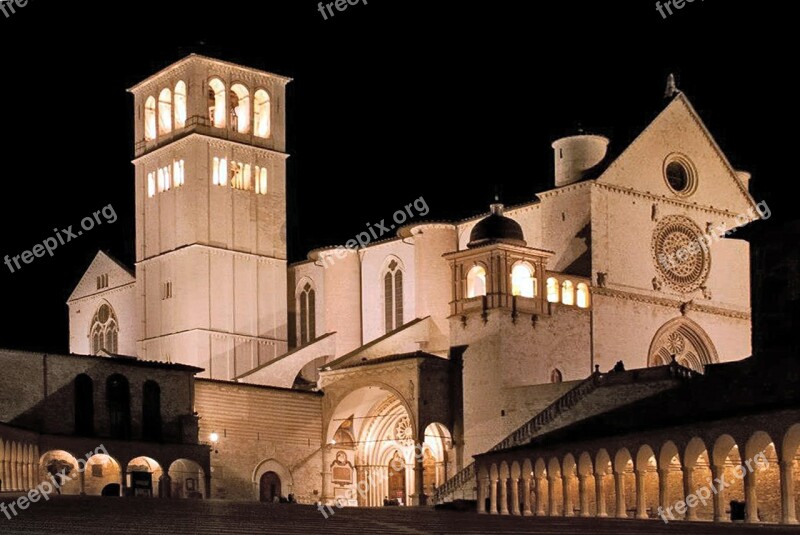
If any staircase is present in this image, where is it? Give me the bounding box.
[432,363,697,503]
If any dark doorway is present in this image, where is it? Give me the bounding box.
[142,381,162,441]
[259,471,281,503]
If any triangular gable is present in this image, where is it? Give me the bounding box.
[598,93,759,217]
[67,251,135,302]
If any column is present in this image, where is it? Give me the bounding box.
[658,469,669,515]
[522,476,533,516]
[321,446,333,504]
[615,471,626,518]
[744,467,759,523]
[710,465,728,522]
[535,476,546,516]
[595,472,608,517]
[578,474,590,517]
[510,478,520,515]
[548,477,559,516]
[0,440,5,492]
[781,461,798,525]
[413,455,424,506]
[11,442,18,491]
[477,477,488,514]
[79,469,86,496]
[635,470,648,519]
[27,446,34,490]
[499,477,509,515]
[563,474,574,517]
[683,468,698,521]
[489,478,498,514]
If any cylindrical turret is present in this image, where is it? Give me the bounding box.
[552,134,610,187]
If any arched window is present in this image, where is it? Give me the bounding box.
[384,260,404,333]
[106,374,130,440]
[90,303,118,355]
[511,262,536,298]
[74,374,94,436]
[551,369,563,383]
[546,277,560,303]
[254,89,270,138]
[174,81,187,129]
[208,78,226,128]
[466,265,487,298]
[158,88,172,135]
[142,381,162,441]
[561,280,575,306]
[230,83,251,134]
[576,283,590,308]
[298,283,316,346]
[255,166,268,195]
[212,156,228,186]
[144,97,156,141]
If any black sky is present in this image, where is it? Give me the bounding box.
[0,0,791,353]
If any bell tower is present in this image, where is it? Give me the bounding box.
[129,55,292,379]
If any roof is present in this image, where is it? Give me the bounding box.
[0,347,204,373]
[323,350,445,372]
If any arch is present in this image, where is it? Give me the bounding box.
[648,317,719,372]
[253,458,293,501]
[90,302,118,355]
[106,374,130,440]
[511,262,536,298]
[684,437,709,469]
[382,257,405,333]
[578,452,594,476]
[85,454,123,496]
[144,96,156,141]
[255,164,268,195]
[783,424,800,464]
[635,445,659,520]
[561,280,575,306]
[174,80,187,129]
[684,437,713,520]
[546,277,560,303]
[169,459,206,499]
[534,458,547,479]
[712,434,746,520]
[253,89,271,138]
[142,380,162,441]
[158,88,172,135]
[745,431,780,522]
[127,457,163,497]
[467,264,487,298]
[208,78,226,128]
[551,369,563,384]
[74,374,94,436]
[423,422,452,493]
[576,283,590,308]
[230,83,251,134]
[40,450,81,495]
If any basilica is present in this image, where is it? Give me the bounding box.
[2,55,798,525]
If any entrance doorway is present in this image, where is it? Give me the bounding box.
[387,452,406,504]
[259,471,282,502]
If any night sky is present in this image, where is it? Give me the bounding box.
[0,1,791,353]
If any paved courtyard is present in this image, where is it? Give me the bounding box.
[0,497,798,534]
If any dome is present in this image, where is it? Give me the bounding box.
[467,204,526,248]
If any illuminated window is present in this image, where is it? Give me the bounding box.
[561,280,575,306]
[384,260,404,333]
[551,369,563,383]
[147,172,156,198]
[546,277,560,303]
[576,283,590,308]
[173,160,185,188]
[230,83,251,134]
[254,89,270,138]
[208,78,226,128]
[213,157,228,186]
[174,81,187,129]
[158,88,172,135]
[90,303,118,355]
[466,265,487,298]
[255,166,268,195]
[511,263,536,298]
[298,282,316,346]
[144,97,156,141]
[156,165,171,192]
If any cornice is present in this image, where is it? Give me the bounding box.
[133,133,289,165]
[592,287,750,320]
